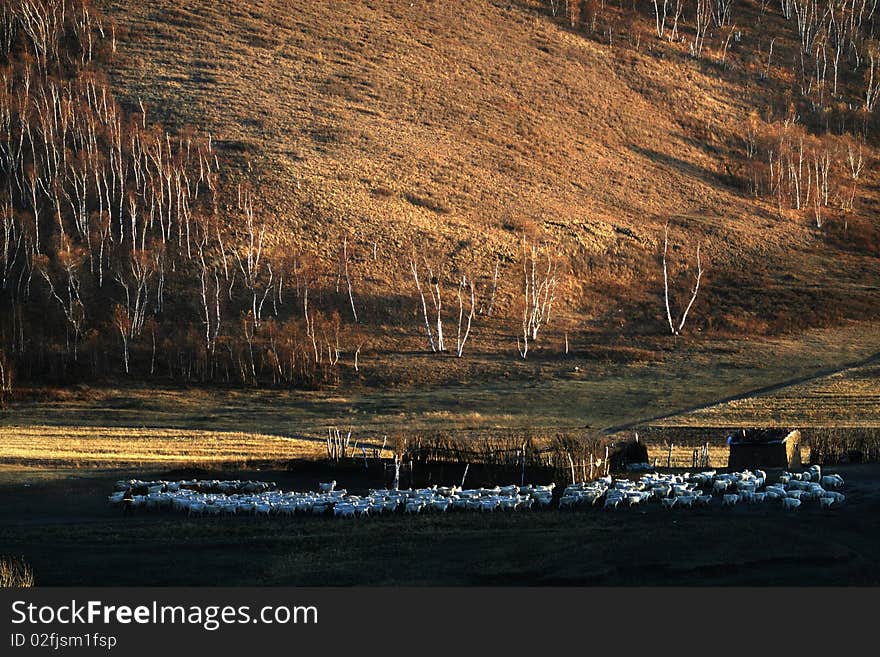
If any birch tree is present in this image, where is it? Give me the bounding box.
[455,274,476,357]
[662,224,704,336]
[517,241,559,359]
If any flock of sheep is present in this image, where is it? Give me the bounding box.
[560,465,845,511]
[108,479,556,517]
[113,479,277,495]
[107,465,846,518]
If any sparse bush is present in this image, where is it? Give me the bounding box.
[0,556,34,588]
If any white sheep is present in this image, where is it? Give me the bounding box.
[677,495,696,508]
[499,497,519,511]
[431,498,451,512]
[559,495,580,509]
[722,493,740,507]
[821,474,844,489]
[653,485,672,499]
[713,480,730,494]
[532,493,554,508]
[782,497,802,510]
[604,496,621,510]
[318,480,336,492]
[480,499,498,512]
[628,492,650,506]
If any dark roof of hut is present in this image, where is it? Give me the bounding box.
[727,428,795,445]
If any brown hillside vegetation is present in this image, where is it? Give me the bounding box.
[102,0,880,316]
[1,0,878,392]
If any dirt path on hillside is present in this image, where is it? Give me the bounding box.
[603,350,880,433]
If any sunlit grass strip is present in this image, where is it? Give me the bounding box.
[0,425,330,466]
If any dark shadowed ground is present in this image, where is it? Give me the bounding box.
[1,464,878,586]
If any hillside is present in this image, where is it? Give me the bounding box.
[101,0,880,318]
[0,0,879,391]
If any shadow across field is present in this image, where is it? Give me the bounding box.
[1,465,879,586]
[4,323,880,444]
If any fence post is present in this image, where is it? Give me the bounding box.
[667,442,673,468]
[461,463,470,489]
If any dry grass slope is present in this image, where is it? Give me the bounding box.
[3,320,878,451]
[99,0,880,332]
[653,361,880,428]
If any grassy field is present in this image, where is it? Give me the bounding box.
[650,361,880,429]
[4,323,879,453]
[0,426,330,468]
[1,320,877,587]
[1,330,877,585]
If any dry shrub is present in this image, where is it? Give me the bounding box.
[500,215,541,238]
[806,428,880,464]
[393,428,609,480]
[403,429,534,466]
[0,556,34,588]
[583,0,602,32]
[823,215,880,257]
